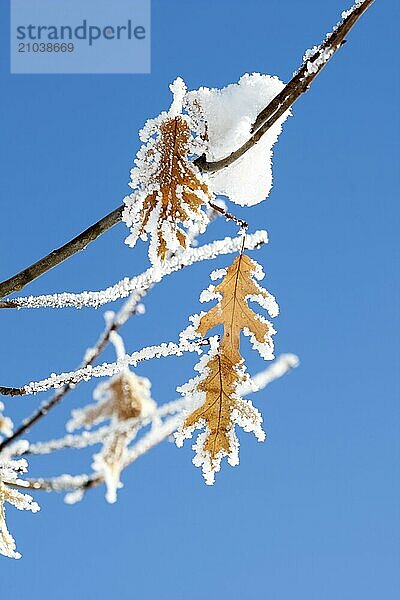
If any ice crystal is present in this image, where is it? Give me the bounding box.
[7,230,268,310]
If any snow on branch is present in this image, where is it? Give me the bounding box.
[187,73,290,206]
[195,0,374,173]
[1,230,267,310]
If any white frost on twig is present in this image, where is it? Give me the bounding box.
[16,354,298,496]
[22,339,210,396]
[6,230,268,310]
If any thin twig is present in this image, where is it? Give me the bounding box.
[0,1,373,301]
[11,355,299,493]
[208,200,248,230]
[12,415,181,494]
[194,0,374,172]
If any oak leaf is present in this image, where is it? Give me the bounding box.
[123,78,211,263]
[198,253,279,363]
[176,253,278,484]
[67,369,156,503]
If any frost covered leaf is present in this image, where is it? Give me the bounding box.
[123,77,211,264]
[186,73,290,206]
[0,402,13,440]
[176,253,278,484]
[197,253,278,362]
[0,459,40,560]
[68,369,156,503]
[176,349,265,485]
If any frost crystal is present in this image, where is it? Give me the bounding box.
[186,73,290,206]
[6,230,269,310]
[0,459,40,559]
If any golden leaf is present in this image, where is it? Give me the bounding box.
[178,253,276,482]
[198,253,276,363]
[184,352,244,458]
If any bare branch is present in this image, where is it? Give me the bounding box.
[194,0,374,172]
[208,200,248,230]
[0,205,123,301]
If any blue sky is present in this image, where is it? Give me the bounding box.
[0,1,399,598]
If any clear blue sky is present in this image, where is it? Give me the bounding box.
[1,1,399,598]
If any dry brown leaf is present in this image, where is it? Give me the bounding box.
[138,116,210,260]
[178,253,277,483]
[67,369,156,503]
[198,253,277,363]
[183,351,242,458]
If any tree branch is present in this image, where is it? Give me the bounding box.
[194,0,374,172]
[0,205,221,451]
[0,205,123,300]
[0,1,373,300]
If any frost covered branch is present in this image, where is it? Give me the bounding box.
[0,338,214,397]
[195,0,374,172]
[0,298,144,452]
[1,230,266,310]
